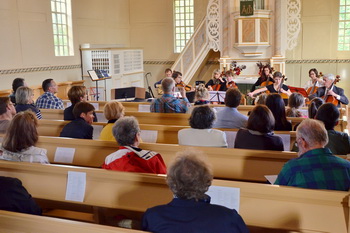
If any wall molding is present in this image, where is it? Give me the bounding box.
[0,64,81,75]
[143,61,175,65]
[286,59,350,64]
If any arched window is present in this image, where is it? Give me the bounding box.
[338,0,350,51]
[51,0,74,56]
[174,0,194,53]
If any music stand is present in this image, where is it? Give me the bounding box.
[87,70,111,101]
[209,91,226,103]
[289,86,308,98]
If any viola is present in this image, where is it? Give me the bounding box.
[321,76,341,106]
[176,81,192,92]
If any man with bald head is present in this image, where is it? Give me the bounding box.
[275,119,350,191]
[150,77,190,113]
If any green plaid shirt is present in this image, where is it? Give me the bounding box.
[275,148,350,191]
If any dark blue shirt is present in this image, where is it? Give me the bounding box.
[60,118,93,139]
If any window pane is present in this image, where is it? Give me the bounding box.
[173,0,194,53]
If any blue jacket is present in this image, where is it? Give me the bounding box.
[59,117,93,139]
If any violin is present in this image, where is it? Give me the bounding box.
[321,75,341,106]
[176,81,193,92]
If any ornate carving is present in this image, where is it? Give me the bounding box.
[207,0,220,52]
[287,0,301,50]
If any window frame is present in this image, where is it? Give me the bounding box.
[173,0,194,53]
[338,0,350,51]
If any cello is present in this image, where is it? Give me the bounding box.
[306,72,323,96]
[321,75,341,106]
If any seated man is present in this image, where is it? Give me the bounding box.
[142,151,249,233]
[154,68,172,88]
[309,73,349,107]
[36,79,64,109]
[275,119,350,191]
[213,88,248,129]
[59,102,94,139]
[0,176,41,215]
[102,116,166,174]
[315,103,350,155]
[0,97,16,134]
[9,77,26,104]
[150,77,190,113]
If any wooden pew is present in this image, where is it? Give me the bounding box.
[37,119,297,150]
[35,136,297,182]
[0,210,144,233]
[0,161,348,233]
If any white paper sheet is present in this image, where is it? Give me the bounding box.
[299,109,308,117]
[54,147,76,163]
[91,102,99,110]
[95,112,107,122]
[92,125,104,140]
[275,133,291,151]
[138,104,151,112]
[65,171,86,202]
[265,175,278,184]
[224,131,237,148]
[206,186,240,212]
[66,102,72,107]
[140,130,158,143]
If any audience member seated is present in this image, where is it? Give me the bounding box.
[102,116,166,174]
[178,105,227,147]
[234,105,284,151]
[64,86,97,122]
[9,77,26,104]
[309,73,349,107]
[142,151,249,233]
[255,93,268,105]
[0,97,16,134]
[266,93,292,131]
[99,101,125,141]
[194,84,210,105]
[150,77,190,113]
[60,102,95,139]
[35,78,64,109]
[308,97,324,119]
[15,86,42,119]
[154,68,172,88]
[315,103,350,155]
[286,92,305,117]
[0,111,49,164]
[275,119,350,191]
[213,88,248,129]
[0,176,42,215]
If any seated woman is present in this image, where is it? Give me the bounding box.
[15,86,42,119]
[0,111,49,163]
[102,116,166,174]
[60,102,95,139]
[286,92,305,117]
[248,71,292,105]
[178,105,227,147]
[205,69,226,91]
[266,94,292,131]
[142,151,249,233]
[251,65,273,92]
[308,97,324,119]
[194,84,210,105]
[99,101,125,141]
[64,86,97,122]
[234,105,284,151]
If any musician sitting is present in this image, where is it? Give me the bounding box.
[205,69,226,91]
[154,68,172,88]
[251,65,273,92]
[225,71,237,89]
[309,73,348,107]
[172,71,194,92]
[304,68,324,91]
[247,71,292,99]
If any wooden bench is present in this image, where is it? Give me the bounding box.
[0,161,348,233]
[0,210,144,233]
[34,136,296,182]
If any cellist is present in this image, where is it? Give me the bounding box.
[205,69,226,91]
[250,65,273,92]
[309,73,348,107]
[304,68,324,95]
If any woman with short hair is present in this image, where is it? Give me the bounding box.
[234,105,284,151]
[102,116,166,174]
[0,111,49,163]
[99,101,125,141]
[142,151,249,233]
[178,105,227,147]
[15,86,42,119]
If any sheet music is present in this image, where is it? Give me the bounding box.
[140,130,158,143]
[224,131,237,148]
[209,91,226,103]
[65,171,86,202]
[54,147,76,163]
[265,175,278,184]
[275,133,291,151]
[138,104,151,112]
[206,186,240,212]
